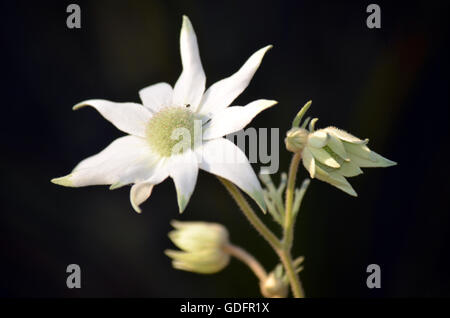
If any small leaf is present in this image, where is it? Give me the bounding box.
[292,100,312,128]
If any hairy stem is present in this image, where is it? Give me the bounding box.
[284,153,302,249]
[219,177,282,252]
[219,168,305,298]
[281,152,305,298]
[223,243,267,282]
[278,249,304,298]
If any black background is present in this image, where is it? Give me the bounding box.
[1,0,449,297]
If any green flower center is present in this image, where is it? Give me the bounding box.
[146,106,197,157]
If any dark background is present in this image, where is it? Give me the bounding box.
[1,0,449,297]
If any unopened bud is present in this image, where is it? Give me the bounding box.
[260,271,289,298]
[165,221,230,274]
[285,127,309,153]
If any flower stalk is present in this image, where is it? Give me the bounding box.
[279,152,305,298]
[223,243,267,282]
[283,152,302,250]
[278,249,304,298]
[220,175,306,298]
[219,177,282,251]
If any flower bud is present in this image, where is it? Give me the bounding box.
[260,269,289,298]
[300,126,397,196]
[285,128,309,153]
[165,220,230,274]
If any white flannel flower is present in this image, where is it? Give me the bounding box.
[165,220,230,274]
[52,16,276,213]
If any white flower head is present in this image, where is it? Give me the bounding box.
[285,102,397,196]
[52,16,276,213]
[165,220,230,274]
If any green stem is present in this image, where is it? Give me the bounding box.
[219,177,282,252]
[219,162,305,298]
[279,250,304,298]
[223,243,267,282]
[284,153,302,249]
[281,152,305,298]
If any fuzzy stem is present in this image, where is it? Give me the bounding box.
[279,249,304,298]
[223,243,267,282]
[219,177,282,252]
[281,152,305,298]
[284,152,302,249]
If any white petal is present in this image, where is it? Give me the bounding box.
[327,134,350,161]
[344,142,373,160]
[339,160,363,177]
[324,127,367,144]
[145,157,171,184]
[344,142,397,167]
[73,99,151,137]
[130,182,154,213]
[139,82,173,113]
[168,150,199,213]
[172,16,206,111]
[197,138,265,211]
[202,99,277,140]
[315,165,357,197]
[308,146,341,168]
[369,151,397,167]
[197,45,272,117]
[302,148,316,178]
[307,130,330,148]
[52,136,160,187]
[348,151,397,168]
[128,158,171,213]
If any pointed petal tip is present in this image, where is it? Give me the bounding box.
[259,45,273,56]
[258,99,278,110]
[177,195,188,214]
[250,45,273,59]
[342,184,358,197]
[370,151,397,167]
[72,102,88,111]
[109,182,124,190]
[252,189,267,214]
[374,157,397,167]
[181,15,193,29]
[51,175,73,187]
[170,220,182,228]
[385,159,397,167]
[259,203,267,214]
[164,249,175,257]
[131,202,142,214]
[336,184,357,197]
[130,192,143,213]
